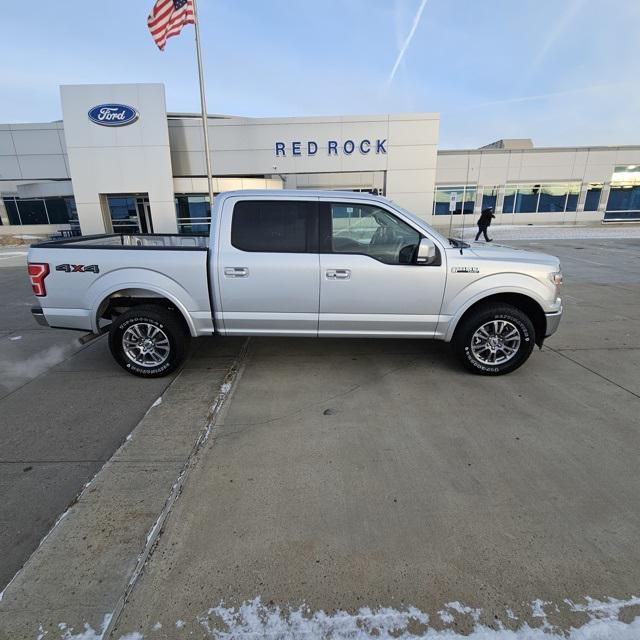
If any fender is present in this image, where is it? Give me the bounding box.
[85,267,200,336]
[442,273,553,342]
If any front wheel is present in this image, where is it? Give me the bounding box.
[108,305,190,377]
[453,304,535,375]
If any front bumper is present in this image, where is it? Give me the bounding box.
[31,306,49,327]
[545,307,563,337]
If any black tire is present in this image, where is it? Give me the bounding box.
[452,303,535,376]
[108,304,190,378]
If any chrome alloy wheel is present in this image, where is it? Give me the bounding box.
[122,322,170,368]
[470,319,521,366]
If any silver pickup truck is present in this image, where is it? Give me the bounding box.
[28,190,562,376]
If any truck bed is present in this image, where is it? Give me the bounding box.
[32,233,208,250]
[28,233,213,335]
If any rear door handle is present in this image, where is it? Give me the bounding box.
[224,267,249,278]
[326,269,351,280]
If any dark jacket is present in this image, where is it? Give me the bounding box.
[478,209,496,227]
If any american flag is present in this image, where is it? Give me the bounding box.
[147,0,195,51]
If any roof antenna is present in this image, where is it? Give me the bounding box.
[459,155,471,254]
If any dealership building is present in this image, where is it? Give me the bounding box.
[1,82,639,238]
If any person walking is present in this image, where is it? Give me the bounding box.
[475,207,495,242]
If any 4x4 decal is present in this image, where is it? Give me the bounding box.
[56,264,100,274]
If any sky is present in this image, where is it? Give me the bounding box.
[1,0,638,149]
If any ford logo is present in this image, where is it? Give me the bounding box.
[88,104,139,127]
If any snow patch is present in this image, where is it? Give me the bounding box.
[443,601,482,623]
[53,613,112,639]
[9,335,22,341]
[152,396,162,408]
[152,622,162,630]
[438,610,454,624]
[195,596,640,639]
[176,619,186,629]
[531,599,549,618]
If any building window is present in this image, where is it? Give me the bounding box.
[607,185,640,211]
[433,185,476,215]
[584,183,602,211]
[502,186,517,213]
[16,199,48,225]
[1,196,75,225]
[481,186,499,211]
[605,166,640,220]
[514,185,539,213]
[538,184,570,212]
[502,183,581,214]
[565,183,580,212]
[175,194,212,234]
[3,198,21,224]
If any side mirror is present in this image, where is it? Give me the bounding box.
[416,237,437,265]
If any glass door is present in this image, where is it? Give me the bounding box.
[106,194,152,234]
[137,196,153,233]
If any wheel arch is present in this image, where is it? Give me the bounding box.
[448,292,547,347]
[93,286,195,336]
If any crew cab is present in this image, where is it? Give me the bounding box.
[27,190,563,376]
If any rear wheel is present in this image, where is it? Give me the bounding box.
[108,305,190,377]
[453,303,535,375]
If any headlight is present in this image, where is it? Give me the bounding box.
[548,271,563,286]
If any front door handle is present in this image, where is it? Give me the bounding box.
[326,269,351,280]
[224,267,249,278]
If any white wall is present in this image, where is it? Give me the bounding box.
[60,83,176,234]
[434,146,640,226]
[168,112,440,218]
[0,122,69,183]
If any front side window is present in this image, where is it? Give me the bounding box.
[327,203,421,265]
[231,200,317,252]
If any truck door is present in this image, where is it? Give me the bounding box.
[318,200,447,337]
[215,197,320,336]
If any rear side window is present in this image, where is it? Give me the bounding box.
[231,200,318,252]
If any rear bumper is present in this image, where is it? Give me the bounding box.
[545,308,563,337]
[31,306,49,327]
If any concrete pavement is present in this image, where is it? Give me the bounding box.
[1,240,639,638]
[0,251,177,590]
[108,239,638,636]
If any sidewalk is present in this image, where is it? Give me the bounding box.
[448,222,640,242]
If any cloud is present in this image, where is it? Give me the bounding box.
[387,0,428,85]
[530,0,587,73]
[458,82,629,111]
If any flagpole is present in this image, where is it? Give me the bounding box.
[191,0,216,221]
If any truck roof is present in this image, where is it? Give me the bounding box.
[216,189,387,202]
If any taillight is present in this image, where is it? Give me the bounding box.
[28,262,49,297]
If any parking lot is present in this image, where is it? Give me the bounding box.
[0,250,177,590]
[1,236,640,638]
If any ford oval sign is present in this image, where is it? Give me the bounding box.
[88,104,139,127]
